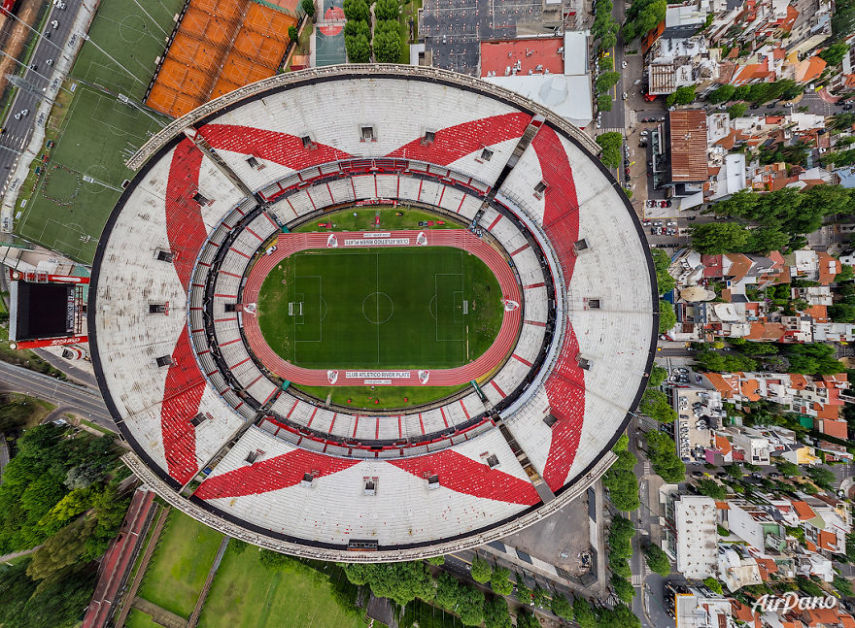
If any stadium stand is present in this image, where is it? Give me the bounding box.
[91,67,656,560]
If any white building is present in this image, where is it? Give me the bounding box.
[675,496,719,579]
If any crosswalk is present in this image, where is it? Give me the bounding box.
[599,127,624,133]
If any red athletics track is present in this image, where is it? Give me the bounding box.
[239,229,522,387]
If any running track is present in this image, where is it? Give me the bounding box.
[240,229,522,387]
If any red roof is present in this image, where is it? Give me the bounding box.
[819,530,838,551]
[820,417,847,438]
[479,38,564,77]
[792,500,816,520]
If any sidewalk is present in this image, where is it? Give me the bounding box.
[0,0,96,232]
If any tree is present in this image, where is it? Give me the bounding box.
[691,222,749,254]
[599,604,641,628]
[651,248,676,294]
[727,102,747,118]
[776,461,800,477]
[288,25,299,43]
[695,349,758,373]
[641,389,677,423]
[622,0,666,42]
[27,517,95,581]
[797,576,824,597]
[343,562,436,606]
[301,0,315,17]
[374,23,402,63]
[696,478,727,500]
[830,303,855,322]
[597,93,613,112]
[596,132,623,169]
[259,549,291,570]
[595,72,621,94]
[426,555,445,565]
[457,585,486,626]
[574,597,597,628]
[516,609,541,628]
[345,33,370,62]
[342,0,369,20]
[470,553,492,583]
[666,84,696,107]
[515,572,532,603]
[820,42,847,66]
[645,544,671,576]
[532,586,550,608]
[833,575,853,598]
[611,574,635,604]
[836,265,855,283]
[374,0,399,19]
[484,595,512,628]
[646,431,686,483]
[807,466,836,490]
[659,299,676,334]
[603,465,640,511]
[649,365,668,387]
[490,565,513,596]
[435,572,464,610]
[707,84,735,104]
[725,464,743,479]
[785,343,844,375]
[746,226,790,254]
[703,577,723,594]
[551,593,574,620]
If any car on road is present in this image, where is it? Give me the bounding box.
[51,19,59,28]
[622,92,627,100]
[13,112,20,120]
[46,58,53,66]
[622,60,627,68]
[844,103,853,110]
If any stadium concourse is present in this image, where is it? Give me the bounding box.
[90,66,658,561]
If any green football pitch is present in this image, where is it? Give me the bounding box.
[257,247,504,369]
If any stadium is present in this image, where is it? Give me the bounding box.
[89,65,658,561]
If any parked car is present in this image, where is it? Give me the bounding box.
[622,60,627,68]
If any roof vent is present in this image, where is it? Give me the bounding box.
[149,303,167,314]
[422,130,436,145]
[189,413,208,427]
[543,414,558,428]
[192,192,211,206]
[577,357,592,370]
[156,250,173,262]
[574,238,589,252]
[246,156,266,170]
[155,355,173,368]
[300,135,316,150]
[301,472,315,488]
[244,449,263,465]
[427,474,440,489]
[360,126,375,142]
[479,148,494,162]
[587,298,601,309]
[534,180,547,198]
[484,454,500,468]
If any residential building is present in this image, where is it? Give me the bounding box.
[674,495,719,579]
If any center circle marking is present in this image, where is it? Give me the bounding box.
[362,291,394,324]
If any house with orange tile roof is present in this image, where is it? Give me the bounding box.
[789,249,842,286]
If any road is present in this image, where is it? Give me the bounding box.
[0,359,114,430]
[0,0,80,197]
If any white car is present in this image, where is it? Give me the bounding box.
[46,58,53,66]
[265,245,278,256]
[20,108,29,117]
[51,19,59,28]
[622,60,627,68]
[14,112,21,120]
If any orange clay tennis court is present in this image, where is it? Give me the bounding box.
[146,0,297,118]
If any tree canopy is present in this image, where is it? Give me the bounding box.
[645,544,671,576]
[623,0,666,42]
[640,389,677,423]
[596,132,623,170]
[651,248,676,294]
[666,85,696,107]
[343,561,436,606]
[659,300,677,334]
[646,431,686,483]
[784,343,844,375]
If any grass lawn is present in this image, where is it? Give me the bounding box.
[71,0,184,100]
[137,510,223,619]
[15,84,169,262]
[257,247,503,369]
[125,609,161,628]
[198,547,367,628]
[292,206,464,233]
[295,383,470,410]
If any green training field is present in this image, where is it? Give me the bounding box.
[257,247,503,369]
[137,510,224,619]
[198,547,366,628]
[71,0,184,100]
[15,84,169,262]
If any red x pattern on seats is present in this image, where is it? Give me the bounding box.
[159,113,583,502]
